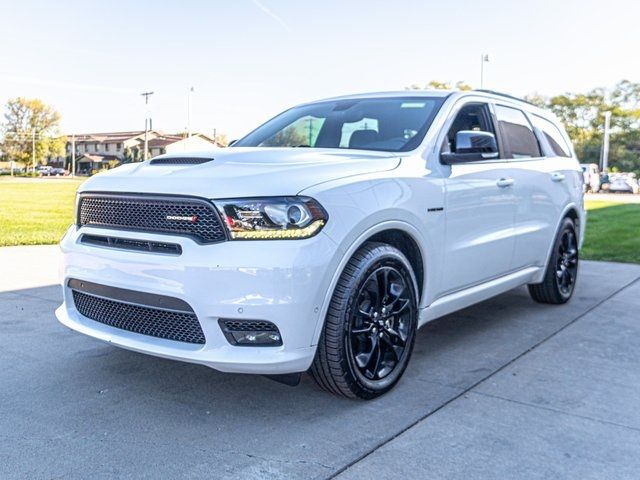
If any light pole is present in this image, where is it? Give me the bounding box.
[480,54,490,89]
[31,129,36,172]
[187,86,195,138]
[601,111,612,172]
[71,133,76,177]
[141,91,154,161]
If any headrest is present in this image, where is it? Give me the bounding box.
[349,129,378,149]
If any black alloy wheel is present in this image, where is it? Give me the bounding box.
[348,266,413,381]
[528,217,579,304]
[310,242,418,399]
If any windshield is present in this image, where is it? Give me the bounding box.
[234,96,446,152]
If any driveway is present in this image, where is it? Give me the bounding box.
[1,246,640,479]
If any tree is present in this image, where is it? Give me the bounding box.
[1,98,66,169]
[406,80,473,91]
[527,81,640,174]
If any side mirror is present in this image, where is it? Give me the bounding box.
[441,130,499,164]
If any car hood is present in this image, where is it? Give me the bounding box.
[78,147,401,198]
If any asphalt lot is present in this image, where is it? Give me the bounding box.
[1,246,640,479]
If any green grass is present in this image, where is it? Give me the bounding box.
[582,200,640,264]
[0,177,83,246]
[1,178,639,264]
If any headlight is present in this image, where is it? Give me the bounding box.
[214,196,328,240]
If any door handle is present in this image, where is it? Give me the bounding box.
[551,172,566,182]
[496,178,514,188]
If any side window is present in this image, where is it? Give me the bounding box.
[494,105,541,159]
[531,115,572,157]
[444,103,495,153]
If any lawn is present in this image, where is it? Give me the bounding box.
[582,200,640,264]
[1,178,639,264]
[0,177,84,246]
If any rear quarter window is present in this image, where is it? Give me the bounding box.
[531,115,572,158]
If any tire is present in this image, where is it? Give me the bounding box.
[310,242,419,399]
[528,218,579,304]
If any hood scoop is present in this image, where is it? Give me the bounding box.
[149,157,214,165]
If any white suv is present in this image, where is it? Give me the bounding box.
[56,90,585,399]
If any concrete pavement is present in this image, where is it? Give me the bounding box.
[1,246,639,479]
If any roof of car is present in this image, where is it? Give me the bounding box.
[308,90,558,124]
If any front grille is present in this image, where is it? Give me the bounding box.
[78,194,227,244]
[72,290,206,344]
[149,157,214,165]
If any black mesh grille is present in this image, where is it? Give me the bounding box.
[72,290,206,344]
[222,319,278,332]
[78,194,227,244]
[149,157,214,165]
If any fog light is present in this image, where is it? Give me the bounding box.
[219,319,283,347]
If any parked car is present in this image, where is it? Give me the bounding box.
[35,165,53,176]
[56,90,585,399]
[608,173,639,194]
[50,167,68,176]
[580,163,601,192]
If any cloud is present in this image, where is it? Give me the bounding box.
[251,0,291,33]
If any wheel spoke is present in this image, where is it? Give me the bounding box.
[385,324,407,346]
[351,325,372,335]
[377,269,389,305]
[355,335,378,369]
[381,332,403,361]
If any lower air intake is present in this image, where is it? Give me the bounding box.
[72,290,206,344]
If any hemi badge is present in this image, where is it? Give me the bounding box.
[427,207,444,212]
[166,215,199,223]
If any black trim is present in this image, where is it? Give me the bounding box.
[80,234,182,255]
[218,318,283,347]
[149,157,214,165]
[68,278,193,313]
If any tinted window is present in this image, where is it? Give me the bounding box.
[531,115,571,157]
[234,97,445,152]
[495,105,541,158]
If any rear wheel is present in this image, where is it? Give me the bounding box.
[310,242,418,399]
[528,218,579,304]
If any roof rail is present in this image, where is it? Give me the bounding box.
[474,89,536,106]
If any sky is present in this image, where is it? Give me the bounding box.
[0,0,638,139]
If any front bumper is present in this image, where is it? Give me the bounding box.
[56,225,340,374]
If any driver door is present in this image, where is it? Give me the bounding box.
[440,101,517,294]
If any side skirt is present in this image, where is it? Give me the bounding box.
[418,266,541,327]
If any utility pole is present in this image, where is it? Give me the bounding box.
[71,133,76,177]
[141,91,154,162]
[31,129,36,173]
[187,86,194,138]
[600,111,612,172]
[480,54,489,89]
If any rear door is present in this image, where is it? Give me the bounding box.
[440,101,518,294]
[502,107,575,269]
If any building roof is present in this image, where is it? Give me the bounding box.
[70,131,149,143]
[77,153,121,163]
[148,135,184,148]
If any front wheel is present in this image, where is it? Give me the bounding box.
[310,242,419,399]
[528,218,579,304]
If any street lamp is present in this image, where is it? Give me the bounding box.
[187,86,195,138]
[480,54,490,89]
[141,91,154,162]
